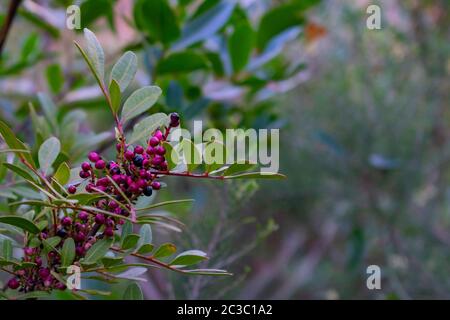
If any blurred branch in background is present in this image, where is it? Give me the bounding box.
[0,0,22,57]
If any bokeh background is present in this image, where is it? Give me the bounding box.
[1,0,449,299]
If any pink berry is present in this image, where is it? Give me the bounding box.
[149,137,160,147]
[61,216,72,227]
[125,150,134,161]
[68,185,77,194]
[81,162,91,172]
[88,152,100,162]
[135,145,144,154]
[151,181,161,190]
[95,160,106,170]
[7,278,20,289]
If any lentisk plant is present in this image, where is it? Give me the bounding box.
[0,29,284,300]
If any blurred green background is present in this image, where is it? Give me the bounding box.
[1,0,449,299]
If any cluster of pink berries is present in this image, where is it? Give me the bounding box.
[6,113,180,292]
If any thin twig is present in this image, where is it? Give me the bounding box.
[0,0,23,58]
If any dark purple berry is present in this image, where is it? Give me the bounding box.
[56,228,67,238]
[55,282,66,290]
[74,232,85,242]
[143,186,153,197]
[133,155,144,167]
[169,113,180,127]
[39,268,50,279]
[110,166,121,175]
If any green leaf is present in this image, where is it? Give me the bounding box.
[0,216,40,234]
[172,0,236,50]
[54,162,70,185]
[123,283,143,300]
[222,162,256,176]
[257,4,305,50]
[162,142,179,170]
[61,238,75,267]
[121,86,162,123]
[181,268,232,276]
[136,244,154,255]
[45,64,64,94]
[109,79,121,115]
[110,51,137,92]
[84,238,113,264]
[37,92,58,130]
[83,28,105,82]
[228,23,255,72]
[136,199,194,211]
[156,51,209,74]
[204,140,227,173]
[3,163,35,183]
[128,113,169,144]
[0,121,34,167]
[2,239,12,260]
[224,172,286,180]
[121,234,140,250]
[38,137,61,176]
[170,250,208,266]
[134,0,180,44]
[153,243,176,258]
[180,139,201,172]
[43,236,61,254]
[137,224,152,248]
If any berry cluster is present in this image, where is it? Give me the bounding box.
[6,113,180,292]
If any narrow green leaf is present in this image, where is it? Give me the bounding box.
[0,216,40,234]
[110,51,137,92]
[45,64,64,94]
[61,238,75,267]
[37,92,58,130]
[136,244,154,255]
[109,79,121,115]
[181,268,232,276]
[54,162,70,185]
[121,86,162,123]
[38,137,61,176]
[170,250,208,266]
[2,239,12,260]
[0,121,35,167]
[228,23,255,72]
[162,142,179,170]
[153,243,176,259]
[3,163,35,183]
[123,283,143,300]
[128,113,168,144]
[224,172,286,180]
[43,236,61,254]
[137,224,152,248]
[121,234,140,250]
[157,51,209,74]
[84,238,113,264]
[180,139,201,172]
[172,0,236,50]
[83,28,105,82]
[136,199,194,211]
[222,162,256,176]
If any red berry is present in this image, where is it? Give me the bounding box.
[135,145,144,154]
[155,146,166,155]
[78,211,89,221]
[7,278,20,290]
[81,162,91,172]
[24,247,34,256]
[149,137,160,147]
[68,185,77,194]
[95,160,106,170]
[95,214,105,225]
[104,227,114,237]
[151,181,161,190]
[61,216,72,227]
[88,152,100,162]
[125,150,134,161]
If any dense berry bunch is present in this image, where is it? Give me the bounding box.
[6,113,180,292]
